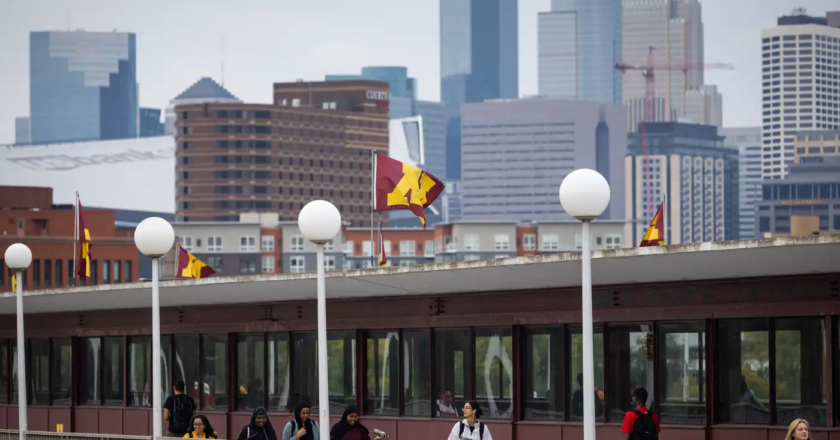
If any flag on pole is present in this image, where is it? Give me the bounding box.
[373,153,444,229]
[377,222,387,268]
[76,199,92,281]
[639,201,665,247]
[11,273,16,293]
[176,246,217,279]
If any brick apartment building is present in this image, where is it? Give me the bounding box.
[0,186,140,292]
[174,80,391,227]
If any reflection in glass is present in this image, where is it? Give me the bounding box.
[402,330,431,417]
[569,326,605,422]
[236,334,266,411]
[292,332,356,414]
[717,319,770,424]
[29,339,50,404]
[522,327,564,420]
[0,341,7,404]
[365,331,399,415]
[203,334,228,410]
[78,338,101,405]
[657,322,705,425]
[775,318,826,426]
[608,325,654,422]
[268,333,290,411]
[52,338,72,405]
[475,328,513,419]
[174,336,202,409]
[434,329,471,418]
[128,337,152,406]
[103,337,124,405]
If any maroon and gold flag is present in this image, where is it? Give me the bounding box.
[177,246,217,279]
[639,201,665,247]
[374,153,444,229]
[76,200,92,281]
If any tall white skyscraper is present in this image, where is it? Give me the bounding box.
[684,85,723,128]
[760,11,840,180]
[720,127,762,239]
[621,0,704,120]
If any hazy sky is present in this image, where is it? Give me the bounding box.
[0,0,834,144]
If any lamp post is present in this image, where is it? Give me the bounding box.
[5,244,32,440]
[558,169,611,440]
[134,218,176,440]
[297,200,342,440]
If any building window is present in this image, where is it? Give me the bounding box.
[574,234,583,250]
[173,336,200,408]
[103,259,110,284]
[124,261,132,282]
[464,255,481,261]
[202,334,228,410]
[399,260,416,266]
[325,240,335,252]
[292,331,356,410]
[605,234,622,250]
[434,329,471,418]
[523,327,564,420]
[494,234,510,251]
[28,339,49,404]
[0,341,6,404]
[179,236,194,251]
[268,333,290,410]
[569,326,605,421]
[523,234,536,251]
[657,321,706,425]
[362,241,372,256]
[475,328,513,419]
[400,240,416,256]
[464,234,480,251]
[403,330,431,417]
[240,236,257,252]
[128,336,152,407]
[78,337,124,405]
[425,240,435,257]
[291,236,305,252]
[51,338,72,405]
[607,325,655,421]
[542,234,560,251]
[33,259,40,287]
[207,236,223,252]
[44,259,51,287]
[384,240,392,256]
[262,256,275,273]
[239,257,257,274]
[236,334,266,411]
[206,257,223,273]
[261,235,275,251]
[325,256,336,271]
[290,256,305,273]
[365,331,400,415]
[113,260,121,283]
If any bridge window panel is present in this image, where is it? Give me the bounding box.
[174,335,202,409]
[51,338,72,405]
[774,317,826,426]
[78,338,102,405]
[128,336,152,407]
[403,330,431,417]
[656,322,706,425]
[569,326,605,422]
[291,331,356,412]
[434,329,471,418]
[365,331,399,416]
[77,337,124,405]
[0,340,7,404]
[267,333,290,412]
[103,337,125,405]
[607,325,654,422]
[11,344,17,403]
[236,334,266,411]
[28,339,49,405]
[717,319,770,424]
[522,326,564,420]
[475,328,513,419]
[202,334,229,410]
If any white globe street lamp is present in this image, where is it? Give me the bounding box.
[5,243,32,440]
[298,200,342,440]
[559,169,610,440]
[134,217,176,439]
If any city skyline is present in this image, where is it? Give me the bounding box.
[0,0,834,145]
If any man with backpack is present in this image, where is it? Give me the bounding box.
[621,388,660,440]
[164,380,197,437]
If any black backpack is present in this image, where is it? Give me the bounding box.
[458,421,485,440]
[170,395,193,434]
[630,409,658,440]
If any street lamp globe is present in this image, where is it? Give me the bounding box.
[559,168,611,222]
[298,200,342,244]
[4,244,32,270]
[134,217,176,258]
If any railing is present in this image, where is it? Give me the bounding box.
[0,431,152,440]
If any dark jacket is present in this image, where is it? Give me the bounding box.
[238,407,278,440]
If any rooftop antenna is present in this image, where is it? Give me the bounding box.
[220,34,225,87]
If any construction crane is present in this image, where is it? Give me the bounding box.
[614,47,735,238]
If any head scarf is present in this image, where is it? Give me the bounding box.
[294,401,315,440]
[248,407,278,440]
[330,405,368,440]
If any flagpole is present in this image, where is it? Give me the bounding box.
[173,245,179,278]
[370,149,376,267]
[73,192,78,287]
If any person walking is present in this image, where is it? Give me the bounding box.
[281,401,320,440]
[183,415,218,439]
[446,401,493,440]
[785,418,811,440]
[329,405,383,440]
[164,380,197,438]
[621,388,660,440]
[237,407,278,440]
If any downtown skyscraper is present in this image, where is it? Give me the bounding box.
[440,0,519,180]
[29,30,137,144]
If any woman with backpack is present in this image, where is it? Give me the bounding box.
[281,401,319,440]
[237,407,278,440]
[446,401,493,440]
[329,405,383,440]
[183,415,218,439]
